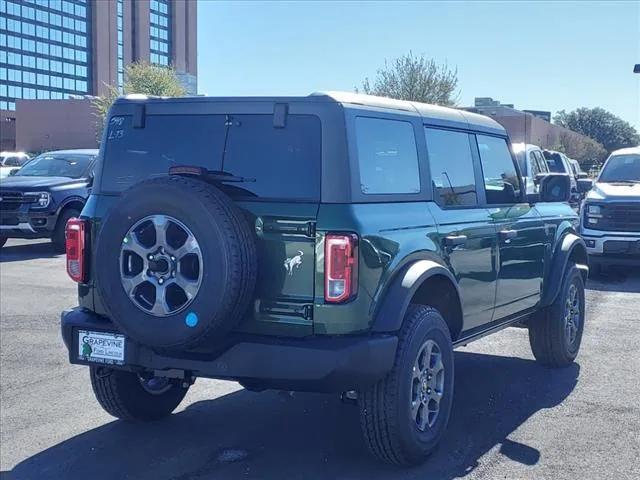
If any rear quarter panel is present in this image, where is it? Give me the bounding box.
[313,202,439,334]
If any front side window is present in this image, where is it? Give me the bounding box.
[355,117,420,195]
[425,127,478,207]
[599,154,640,182]
[477,135,521,205]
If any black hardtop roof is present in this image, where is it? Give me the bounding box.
[114,91,506,135]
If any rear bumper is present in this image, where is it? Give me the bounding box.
[61,307,398,393]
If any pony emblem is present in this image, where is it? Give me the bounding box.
[284,250,304,276]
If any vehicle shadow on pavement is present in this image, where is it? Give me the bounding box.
[586,267,640,293]
[3,352,579,480]
[0,242,61,263]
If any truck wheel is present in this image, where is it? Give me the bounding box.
[94,176,257,350]
[52,208,80,253]
[0,236,7,248]
[358,305,454,465]
[90,367,189,421]
[529,263,585,367]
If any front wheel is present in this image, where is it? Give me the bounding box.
[529,263,585,367]
[52,208,80,253]
[358,305,454,465]
[90,367,189,421]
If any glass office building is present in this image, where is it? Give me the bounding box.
[0,0,91,111]
[0,0,196,151]
[149,0,170,67]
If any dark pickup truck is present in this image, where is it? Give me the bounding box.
[0,149,97,251]
[60,93,589,466]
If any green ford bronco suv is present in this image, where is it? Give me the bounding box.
[61,92,589,465]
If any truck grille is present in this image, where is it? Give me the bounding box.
[0,191,36,211]
[587,203,640,232]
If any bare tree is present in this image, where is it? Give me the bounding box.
[358,51,459,106]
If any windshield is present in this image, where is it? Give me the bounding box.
[599,154,640,182]
[15,153,94,178]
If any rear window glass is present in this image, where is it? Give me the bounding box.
[100,113,321,200]
[355,117,420,195]
[543,151,566,173]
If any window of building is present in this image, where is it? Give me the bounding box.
[355,117,421,195]
[150,0,171,67]
[425,127,478,207]
[476,134,522,205]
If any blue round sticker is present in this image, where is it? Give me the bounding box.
[185,312,198,328]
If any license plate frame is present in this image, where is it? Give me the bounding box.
[77,330,126,365]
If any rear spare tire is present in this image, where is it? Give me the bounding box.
[95,176,257,350]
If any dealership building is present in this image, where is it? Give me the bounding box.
[0,0,197,151]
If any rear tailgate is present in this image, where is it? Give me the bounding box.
[86,103,322,337]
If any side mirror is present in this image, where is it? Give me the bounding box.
[8,168,19,176]
[534,173,571,203]
[577,178,593,193]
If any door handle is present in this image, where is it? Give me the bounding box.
[499,229,518,241]
[443,234,467,247]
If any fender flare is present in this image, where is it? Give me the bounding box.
[55,195,86,216]
[540,233,588,307]
[372,260,461,332]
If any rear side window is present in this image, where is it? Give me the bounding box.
[532,151,549,175]
[476,135,521,205]
[355,117,420,195]
[425,127,478,207]
[101,113,321,200]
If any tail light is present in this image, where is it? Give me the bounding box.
[66,218,87,283]
[324,234,358,303]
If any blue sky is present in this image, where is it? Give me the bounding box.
[197,1,640,129]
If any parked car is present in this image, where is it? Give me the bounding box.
[580,146,640,274]
[0,151,30,178]
[569,158,588,179]
[543,149,580,205]
[60,92,588,466]
[0,149,97,251]
[511,143,550,194]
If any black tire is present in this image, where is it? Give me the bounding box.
[0,236,7,248]
[529,263,585,367]
[95,176,257,350]
[358,305,454,466]
[588,261,602,278]
[90,367,188,421]
[52,208,80,253]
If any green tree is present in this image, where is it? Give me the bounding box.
[553,107,640,153]
[358,51,458,106]
[93,62,187,139]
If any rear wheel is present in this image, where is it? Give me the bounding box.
[52,208,80,253]
[358,305,454,465]
[90,367,189,421]
[529,263,585,367]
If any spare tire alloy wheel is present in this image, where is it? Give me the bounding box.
[95,176,257,350]
[121,214,203,316]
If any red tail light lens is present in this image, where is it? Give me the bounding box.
[66,218,87,283]
[324,234,358,303]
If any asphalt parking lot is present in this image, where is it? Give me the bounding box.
[1,238,639,480]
